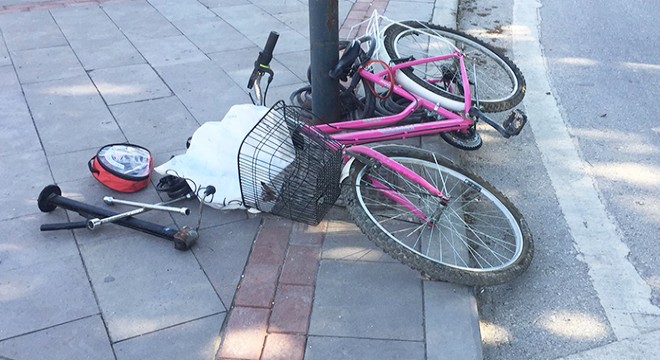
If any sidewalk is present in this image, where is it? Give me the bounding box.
[0,0,481,359]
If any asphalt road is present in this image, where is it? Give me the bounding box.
[454,0,660,358]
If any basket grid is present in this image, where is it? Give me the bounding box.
[238,101,343,224]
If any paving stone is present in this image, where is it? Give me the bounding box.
[114,313,225,360]
[309,260,424,341]
[155,60,248,123]
[90,63,171,105]
[289,221,325,247]
[0,39,9,66]
[305,335,425,360]
[424,281,483,360]
[208,47,302,89]
[280,245,321,286]
[148,0,217,23]
[269,284,314,334]
[72,36,146,70]
[51,4,124,42]
[0,315,114,360]
[0,64,18,88]
[12,45,86,84]
[218,306,270,360]
[22,75,125,155]
[109,96,201,154]
[0,214,78,272]
[78,229,224,341]
[0,150,56,220]
[102,0,181,41]
[176,17,254,54]
[0,10,68,51]
[233,262,280,308]
[322,218,393,262]
[0,255,98,340]
[262,333,306,360]
[213,4,285,42]
[385,0,435,22]
[192,218,260,307]
[0,86,41,157]
[248,217,291,265]
[132,35,209,67]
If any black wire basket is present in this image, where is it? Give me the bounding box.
[238,101,344,225]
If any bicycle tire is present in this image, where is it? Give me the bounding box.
[342,145,533,286]
[382,21,526,113]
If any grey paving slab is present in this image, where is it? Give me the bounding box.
[47,147,104,184]
[322,213,394,262]
[23,75,126,155]
[155,60,248,123]
[11,45,87,84]
[309,260,424,341]
[305,335,425,360]
[192,217,260,304]
[90,63,172,105]
[0,315,115,360]
[0,150,55,220]
[209,46,303,88]
[0,11,68,51]
[200,0,251,8]
[213,4,291,43]
[0,254,99,340]
[0,37,9,67]
[132,35,209,67]
[424,281,483,360]
[51,5,146,70]
[176,17,255,54]
[0,61,20,90]
[71,36,146,71]
[250,0,309,15]
[51,4,124,42]
[109,96,201,154]
[0,86,41,157]
[0,213,77,272]
[77,226,224,341]
[114,313,224,360]
[102,0,181,41]
[148,0,218,22]
[275,49,311,82]
[273,10,310,37]
[385,0,437,22]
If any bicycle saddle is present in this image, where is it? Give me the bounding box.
[329,41,361,81]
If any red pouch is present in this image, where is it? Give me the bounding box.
[88,144,153,192]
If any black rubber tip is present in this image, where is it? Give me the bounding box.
[37,184,62,213]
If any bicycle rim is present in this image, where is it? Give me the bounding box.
[384,22,525,112]
[349,149,528,277]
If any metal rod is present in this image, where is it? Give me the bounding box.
[103,196,191,215]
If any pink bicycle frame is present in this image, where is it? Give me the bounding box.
[313,51,473,146]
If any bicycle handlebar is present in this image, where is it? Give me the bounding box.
[247,31,279,89]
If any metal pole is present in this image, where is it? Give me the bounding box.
[309,0,340,123]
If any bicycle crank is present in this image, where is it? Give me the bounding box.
[468,107,528,138]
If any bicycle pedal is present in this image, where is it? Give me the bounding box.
[502,109,527,137]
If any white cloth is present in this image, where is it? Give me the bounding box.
[155,104,270,209]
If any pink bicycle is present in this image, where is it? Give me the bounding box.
[239,16,532,286]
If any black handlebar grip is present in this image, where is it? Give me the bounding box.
[247,31,280,89]
[259,31,279,67]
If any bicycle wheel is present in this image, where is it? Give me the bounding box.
[382,21,526,113]
[342,145,533,286]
